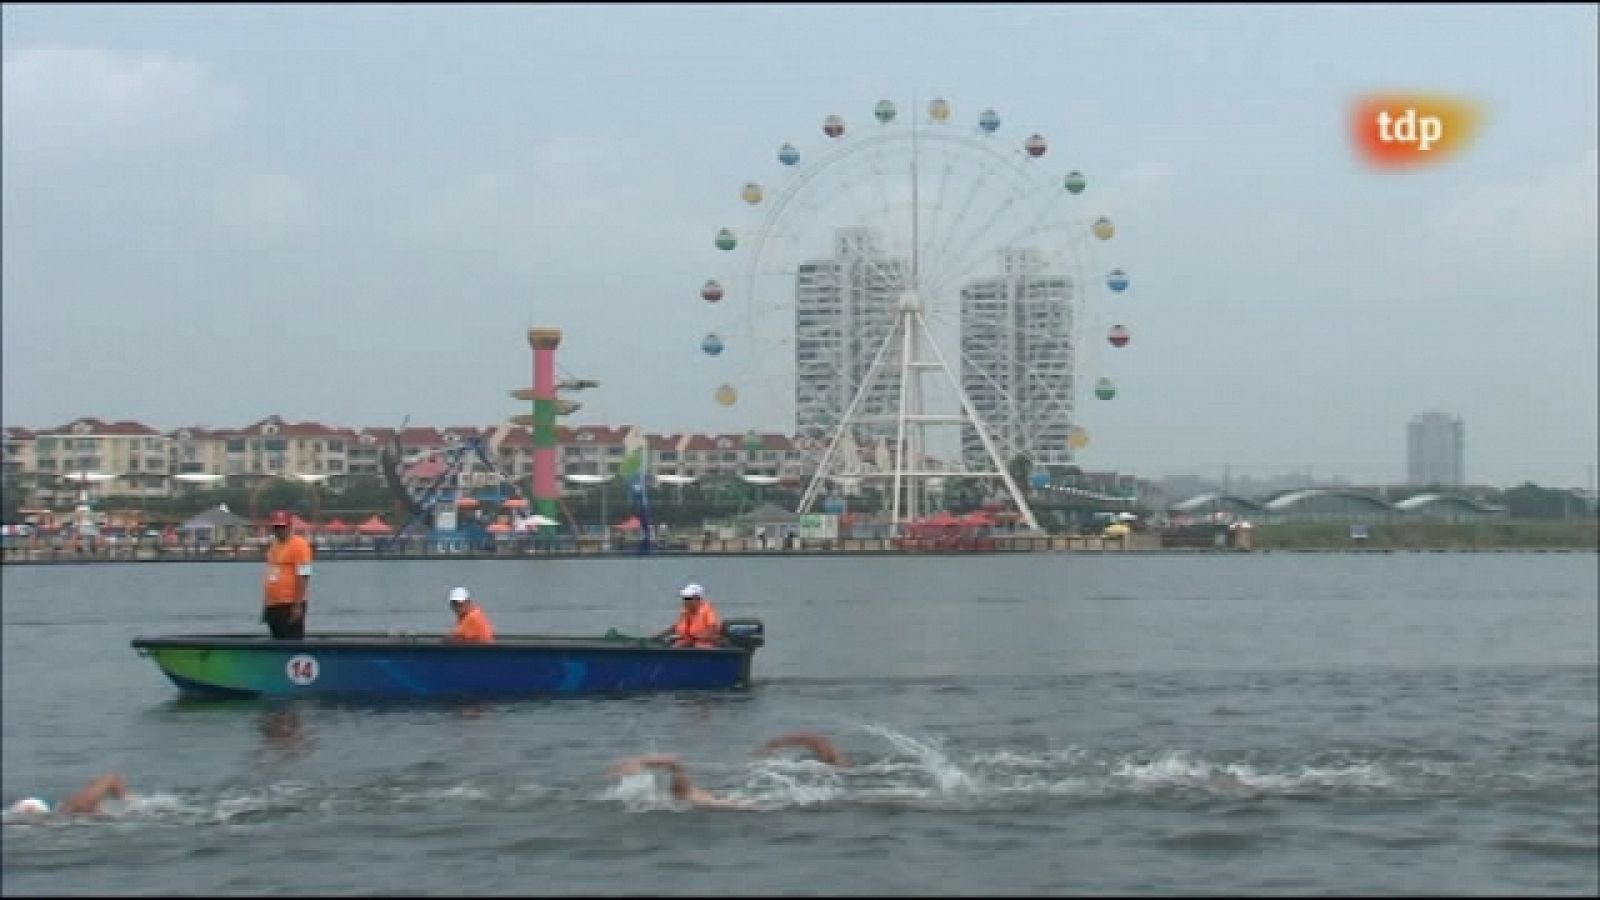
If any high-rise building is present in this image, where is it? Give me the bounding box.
[793,228,906,447]
[1407,411,1465,486]
[959,249,1076,470]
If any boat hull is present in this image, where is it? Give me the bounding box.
[131,632,758,699]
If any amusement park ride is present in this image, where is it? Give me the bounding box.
[379,98,1139,542]
[700,97,1137,533]
[378,328,596,543]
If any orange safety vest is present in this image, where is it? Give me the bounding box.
[263,534,313,607]
[452,604,495,643]
[672,600,722,648]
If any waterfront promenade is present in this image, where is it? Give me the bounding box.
[3,533,1592,564]
[0,533,1144,564]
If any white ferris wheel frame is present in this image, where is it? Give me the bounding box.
[713,103,1124,533]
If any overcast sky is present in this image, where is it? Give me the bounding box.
[3,3,1595,487]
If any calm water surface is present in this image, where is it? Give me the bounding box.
[3,553,1596,895]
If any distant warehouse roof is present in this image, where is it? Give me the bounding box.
[1170,493,1264,512]
[1392,493,1506,514]
[1261,489,1391,512]
[1171,489,1506,517]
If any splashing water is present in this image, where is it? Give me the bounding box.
[602,769,684,813]
[849,721,979,796]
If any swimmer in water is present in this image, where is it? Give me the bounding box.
[7,773,131,819]
[605,755,756,810]
[606,733,849,810]
[755,732,849,767]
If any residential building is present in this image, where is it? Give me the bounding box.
[959,248,1075,471]
[794,227,907,447]
[559,425,637,479]
[3,414,828,509]
[169,428,231,479]
[3,427,36,501]
[30,418,170,504]
[1407,411,1465,486]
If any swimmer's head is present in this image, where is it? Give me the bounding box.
[8,797,50,816]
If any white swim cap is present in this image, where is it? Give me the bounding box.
[9,797,49,815]
[448,587,470,605]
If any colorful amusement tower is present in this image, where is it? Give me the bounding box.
[511,328,564,521]
[509,328,598,526]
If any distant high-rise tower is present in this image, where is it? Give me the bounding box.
[959,249,1075,470]
[793,228,906,445]
[1407,411,1465,486]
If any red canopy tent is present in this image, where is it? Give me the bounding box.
[960,511,995,527]
[407,459,447,480]
[613,516,642,531]
[356,515,393,536]
[289,514,314,533]
[323,518,350,534]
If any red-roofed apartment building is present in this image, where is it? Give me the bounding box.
[558,425,638,480]
[648,432,805,483]
[3,427,36,500]
[29,417,168,503]
[5,415,813,506]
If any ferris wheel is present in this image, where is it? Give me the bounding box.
[697,97,1136,530]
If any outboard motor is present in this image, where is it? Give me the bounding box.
[721,618,765,650]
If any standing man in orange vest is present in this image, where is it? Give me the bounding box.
[262,510,314,640]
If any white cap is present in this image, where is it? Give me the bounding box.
[679,583,704,599]
[9,797,49,815]
[448,587,470,604]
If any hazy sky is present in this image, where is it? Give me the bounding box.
[3,3,1595,487]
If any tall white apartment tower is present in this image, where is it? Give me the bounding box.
[1407,411,1466,486]
[959,249,1075,471]
[793,228,907,446]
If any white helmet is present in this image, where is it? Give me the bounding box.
[679,583,704,599]
[448,586,470,606]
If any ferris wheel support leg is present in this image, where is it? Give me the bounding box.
[797,316,904,516]
[889,306,917,532]
[916,310,1041,532]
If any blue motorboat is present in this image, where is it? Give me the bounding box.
[131,620,766,700]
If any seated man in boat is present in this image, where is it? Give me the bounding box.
[756,731,850,767]
[446,587,495,643]
[606,755,755,810]
[653,583,724,648]
[7,772,131,819]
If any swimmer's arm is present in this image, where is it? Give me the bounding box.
[691,790,757,810]
[758,733,848,767]
[606,755,684,779]
[55,773,127,815]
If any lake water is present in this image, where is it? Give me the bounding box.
[3,553,1596,895]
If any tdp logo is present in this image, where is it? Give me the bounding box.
[1352,93,1483,168]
